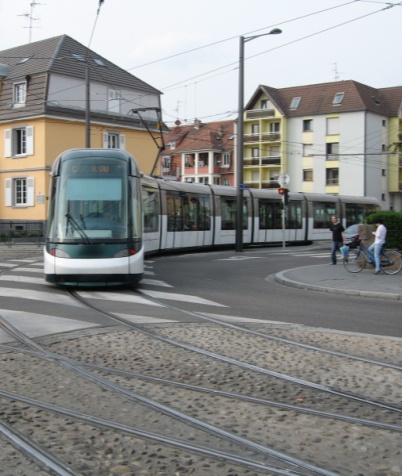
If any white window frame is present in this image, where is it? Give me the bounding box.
[223,152,231,167]
[13,81,27,107]
[103,131,126,150]
[108,89,121,112]
[5,177,35,207]
[4,126,34,157]
[162,156,171,171]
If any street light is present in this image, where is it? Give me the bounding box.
[235,28,282,252]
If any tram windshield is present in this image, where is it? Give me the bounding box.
[48,157,130,242]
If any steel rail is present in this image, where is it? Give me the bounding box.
[0,313,338,476]
[136,289,402,372]
[70,291,402,415]
[0,389,309,476]
[0,419,79,476]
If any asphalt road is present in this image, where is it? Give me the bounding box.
[144,246,402,338]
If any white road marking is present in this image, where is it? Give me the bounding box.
[0,309,98,343]
[140,289,228,307]
[0,275,45,285]
[114,313,178,324]
[76,291,165,307]
[140,279,173,287]
[0,288,85,308]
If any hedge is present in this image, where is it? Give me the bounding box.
[366,211,402,250]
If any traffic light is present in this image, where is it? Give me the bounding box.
[278,187,289,205]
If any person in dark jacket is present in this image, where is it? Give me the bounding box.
[329,216,345,265]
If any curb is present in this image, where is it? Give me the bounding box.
[274,269,402,301]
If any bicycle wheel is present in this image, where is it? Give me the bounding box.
[343,249,366,273]
[380,250,402,275]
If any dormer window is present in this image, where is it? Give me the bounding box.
[290,97,301,110]
[13,81,27,107]
[261,99,272,109]
[72,53,85,62]
[332,92,344,105]
[93,58,106,67]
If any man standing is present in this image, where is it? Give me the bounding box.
[329,216,345,265]
[368,218,387,275]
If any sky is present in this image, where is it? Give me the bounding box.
[0,0,401,127]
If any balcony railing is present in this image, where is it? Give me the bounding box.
[244,132,280,142]
[246,108,276,119]
[244,156,281,167]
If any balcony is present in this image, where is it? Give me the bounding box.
[244,156,281,167]
[244,132,281,143]
[246,108,275,119]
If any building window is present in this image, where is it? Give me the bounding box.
[382,119,387,127]
[270,122,280,133]
[303,119,313,132]
[382,169,386,177]
[5,177,35,207]
[252,148,260,158]
[223,152,231,167]
[4,126,34,157]
[303,144,313,156]
[222,178,230,186]
[326,143,339,160]
[103,132,126,150]
[326,117,339,135]
[162,156,171,172]
[251,123,259,134]
[303,169,313,182]
[290,97,301,110]
[332,92,344,105]
[108,89,121,112]
[13,82,27,107]
[260,99,272,109]
[326,168,339,185]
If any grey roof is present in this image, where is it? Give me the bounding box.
[0,34,161,94]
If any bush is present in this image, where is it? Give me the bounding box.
[366,211,402,250]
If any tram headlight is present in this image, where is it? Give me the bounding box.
[113,248,137,258]
[48,248,71,258]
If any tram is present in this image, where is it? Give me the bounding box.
[141,176,380,254]
[44,148,380,287]
[44,149,144,286]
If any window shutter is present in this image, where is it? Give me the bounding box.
[5,179,12,206]
[5,130,11,157]
[27,177,35,206]
[103,132,109,148]
[119,134,126,150]
[26,126,34,155]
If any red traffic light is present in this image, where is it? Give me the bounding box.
[278,187,286,195]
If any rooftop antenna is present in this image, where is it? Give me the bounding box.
[333,62,342,81]
[18,1,44,43]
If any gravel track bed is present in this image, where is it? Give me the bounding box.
[1,326,401,475]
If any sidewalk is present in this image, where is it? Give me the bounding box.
[274,263,402,301]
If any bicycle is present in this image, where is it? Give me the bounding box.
[343,239,402,274]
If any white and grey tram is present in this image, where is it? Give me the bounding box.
[44,149,143,286]
[44,148,380,286]
[141,176,380,255]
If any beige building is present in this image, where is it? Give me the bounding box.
[242,81,402,210]
[0,35,162,229]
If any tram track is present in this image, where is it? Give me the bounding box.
[0,282,401,475]
[0,311,340,476]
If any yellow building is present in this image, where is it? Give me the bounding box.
[0,35,163,231]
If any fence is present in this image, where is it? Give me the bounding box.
[0,221,46,247]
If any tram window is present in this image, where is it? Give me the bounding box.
[221,197,247,230]
[166,192,211,232]
[287,202,303,229]
[259,200,282,229]
[142,187,159,233]
[313,202,336,229]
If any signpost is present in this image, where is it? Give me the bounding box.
[277,175,290,249]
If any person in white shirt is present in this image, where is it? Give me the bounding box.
[368,218,387,274]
